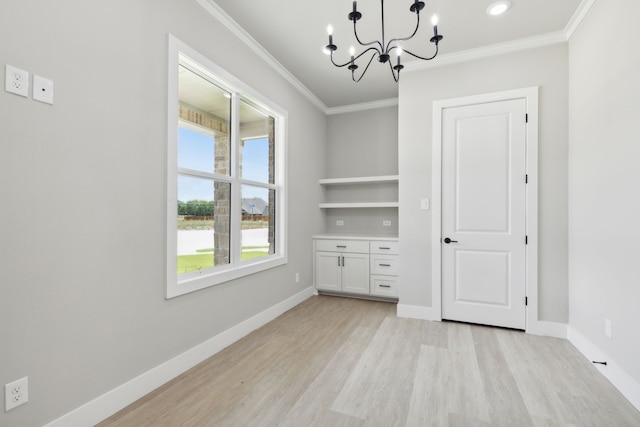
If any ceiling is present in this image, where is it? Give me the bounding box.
[206,0,584,109]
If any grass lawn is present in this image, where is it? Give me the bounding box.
[177,250,270,274]
[178,219,269,230]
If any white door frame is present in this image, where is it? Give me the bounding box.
[431,87,539,332]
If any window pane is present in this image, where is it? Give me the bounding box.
[241,185,275,260]
[178,64,231,175]
[178,126,214,173]
[177,175,231,274]
[240,100,275,184]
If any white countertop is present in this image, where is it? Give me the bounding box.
[312,234,399,241]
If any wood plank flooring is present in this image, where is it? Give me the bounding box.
[99,295,640,426]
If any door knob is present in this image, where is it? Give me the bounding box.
[444,237,458,244]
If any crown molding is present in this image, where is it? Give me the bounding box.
[565,0,597,39]
[404,30,568,74]
[326,98,398,115]
[194,0,328,113]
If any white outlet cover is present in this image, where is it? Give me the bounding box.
[5,65,29,97]
[33,75,54,104]
[5,376,28,411]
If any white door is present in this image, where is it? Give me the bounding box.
[441,98,527,330]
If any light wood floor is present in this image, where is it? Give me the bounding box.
[99,295,640,426]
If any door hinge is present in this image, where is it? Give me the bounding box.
[525,296,528,306]
[526,113,529,123]
[525,235,528,245]
[525,174,528,184]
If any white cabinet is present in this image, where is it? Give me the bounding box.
[313,236,399,299]
[315,240,370,295]
[369,240,399,298]
[316,251,369,294]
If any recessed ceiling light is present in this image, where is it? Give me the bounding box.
[487,1,511,16]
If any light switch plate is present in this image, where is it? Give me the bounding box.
[33,75,54,104]
[420,199,430,210]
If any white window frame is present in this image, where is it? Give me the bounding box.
[166,35,287,298]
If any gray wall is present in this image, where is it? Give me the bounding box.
[324,107,399,235]
[568,0,640,383]
[398,44,569,322]
[326,106,399,178]
[0,1,325,425]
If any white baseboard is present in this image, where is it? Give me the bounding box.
[568,326,640,412]
[44,286,315,427]
[527,320,568,339]
[397,304,441,321]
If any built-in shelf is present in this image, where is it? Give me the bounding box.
[319,175,399,185]
[319,175,399,209]
[319,202,399,209]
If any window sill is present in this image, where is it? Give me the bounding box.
[166,255,287,299]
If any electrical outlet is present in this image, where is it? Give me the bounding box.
[5,65,29,97]
[295,273,300,283]
[383,220,392,226]
[5,376,28,411]
[336,220,344,226]
[605,318,612,338]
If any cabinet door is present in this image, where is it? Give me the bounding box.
[316,251,341,292]
[341,253,370,295]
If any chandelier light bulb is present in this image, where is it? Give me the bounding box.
[431,14,439,26]
[349,46,355,56]
[327,24,333,35]
[395,47,403,67]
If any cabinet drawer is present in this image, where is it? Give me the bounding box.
[370,241,399,255]
[315,239,369,253]
[370,254,399,276]
[370,275,399,298]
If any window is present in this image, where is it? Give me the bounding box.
[167,36,287,298]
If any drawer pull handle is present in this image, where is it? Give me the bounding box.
[336,245,347,248]
[379,247,391,250]
[379,284,391,288]
[379,263,391,267]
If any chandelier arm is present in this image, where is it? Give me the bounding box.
[385,12,421,52]
[388,60,400,83]
[403,44,439,61]
[331,47,379,68]
[353,20,383,51]
[352,52,378,82]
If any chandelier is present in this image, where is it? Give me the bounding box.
[324,0,444,82]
